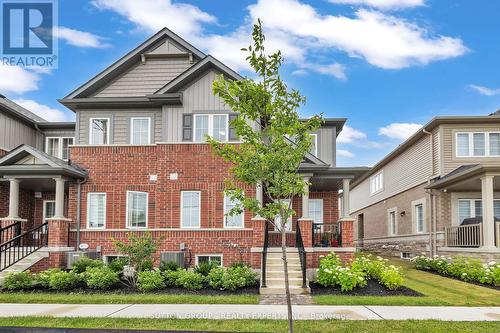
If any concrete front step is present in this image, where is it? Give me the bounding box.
[0,250,48,284]
[260,286,311,295]
[266,278,304,288]
[267,270,303,279]
[266,264,301,271]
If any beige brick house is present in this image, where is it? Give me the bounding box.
[350,112,500,261]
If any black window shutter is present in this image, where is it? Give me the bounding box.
[228,113,239,141]
[182,114,193,141]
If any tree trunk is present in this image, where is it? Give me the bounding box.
[281,227,294,333]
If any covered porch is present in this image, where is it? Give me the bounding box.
[427,165,500,252]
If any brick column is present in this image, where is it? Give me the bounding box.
[340,218,355,247]
[251,217,266,269]
[298,218,313,248]
[46,218,73,268]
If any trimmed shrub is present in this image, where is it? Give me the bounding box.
[2,271,33,290]
[71,256,104,274]
[221,266,257,291]
[194,261,216,277]
[379,265,404,290]
[84,266,119,290]
[159,261,180,272]
[108,257,129,273]
[47,271,81,290]
[35,269,62,288]
[165,269,204,290]
[137,270,165,292]
[207,266,225,289]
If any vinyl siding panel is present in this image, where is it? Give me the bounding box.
[0,111,42,151]
[432,127,440,175]
[76,109,162,145]
[441,123,500,174]
[316,127,336,166]
[350,135,432,213]
[94,58,195,97]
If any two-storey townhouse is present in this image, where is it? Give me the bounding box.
[350,112,500,261]
[0,28,368,293]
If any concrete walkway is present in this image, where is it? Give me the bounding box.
[0,304,498,321]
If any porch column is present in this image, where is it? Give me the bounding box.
[53,177,66,219]
[342,178,351,219]
[256,181,263,207]
[301,176,310,219]
[481,175,496,249]
[7,178,21,219]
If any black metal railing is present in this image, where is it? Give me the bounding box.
[0,221,21,245]
[261,220,270,288]
[0,222,48,272]
[312,223,341,247]
[295,221,307,288]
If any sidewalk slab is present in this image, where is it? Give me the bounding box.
[367,306,500,321]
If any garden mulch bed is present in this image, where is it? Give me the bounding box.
[310,280,422,297]
[421,269,500,291]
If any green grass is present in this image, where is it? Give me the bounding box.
[0,291,259,304]
[0,317,499,333]
[314,257,500,306]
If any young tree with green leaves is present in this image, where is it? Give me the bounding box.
[208,20,322,333]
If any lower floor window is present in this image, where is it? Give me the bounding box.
[43,201,55,222]
[127,191,148,228]
[415,204,424,233]
[87,193,106,228]
[388,210,397,235]
[458,199,500,224]
[196,255,222,266]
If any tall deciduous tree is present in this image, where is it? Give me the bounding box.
[208,20,322,333]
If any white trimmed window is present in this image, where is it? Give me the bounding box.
[309,134,318,156]
[87,193,106,229]
[308,199,323,224]
[388,208,397,236]
[193,114,228,142]
[90,118,109,144]
[46,137,74,160]
[196,255,222,266]
[370,171,384,195]
[181,191,200,228]
[130,117,151,144]
[456,132,500,157]
[126,191,148,228]
[43,201,55,222]
[415,204,424,233]
[458,199,500,224]
[224,193,243,228]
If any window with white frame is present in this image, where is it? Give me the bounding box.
[308,199,323,224]
[388,209,397,235]
[458,198,500,224]
[415,204,424,233]
[193,114,228,142]
[181,191,200,228]
[370,171,384,195]
[43,201,55,222]
[87,193,106,229]
[46,137,74,160]
[90,118,109,144]
[456,132,500,157]
[309,134,318,156]
[196,255,222,266]
[126,191,148,228]
[130,117,151,144]
[224,193,244,228]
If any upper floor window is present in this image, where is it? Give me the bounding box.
[456,132,500,157]
[224,193,244,228]
[126,191,148,228]
[309,134,318,156]
[46,137,74,161]
[130,117,151,144]
[90,118,109,145]
[370,171,384,195]
[194,114,228,142]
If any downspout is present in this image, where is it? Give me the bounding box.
[423,128,435,257]
[76,177,88,250]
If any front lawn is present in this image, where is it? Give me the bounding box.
[0,317,498,333]
[314,257,500,306]
[0,291,258,304]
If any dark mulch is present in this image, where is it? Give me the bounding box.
[421,269,500,291]
[310,280,422,296]
[0,328,219,333]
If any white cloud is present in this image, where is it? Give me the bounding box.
[378,122,422,140]
[338,149,355,158]
[301,62,346,80]
[12,99,71,122]
[91,0,216,39]
[249,0,467,69]
[56,27,110,48]
[0,65,41,94]
[469,84,500,97]
[337,125,367,143]
[327,0,425,10]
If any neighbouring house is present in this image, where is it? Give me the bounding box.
[0,28,368,293]
[350,112,500,261]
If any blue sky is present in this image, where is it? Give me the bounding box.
[1,0,499,167]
